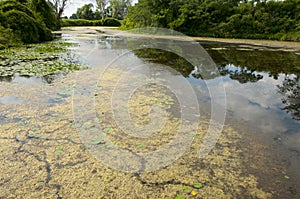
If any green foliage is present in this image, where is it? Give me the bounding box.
[122,0,300,41]
[27,0,60,30]
[0,25,20,47]
[77,3,95,20]
[0,0,55,45]
[102,18,121,26]
[61,19,99,26]
[4,10,40,43]
[0,0,35,18]
[61,18,121,27]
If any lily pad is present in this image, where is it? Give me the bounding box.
[90,139,106,145]
[193,182,203,189]
[183,186,191,193]
[175,194,184,199]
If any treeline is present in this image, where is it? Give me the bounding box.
[61,18,121,27]
[122,0,300,41]
[69,0,132,20]
[0,0,60,48]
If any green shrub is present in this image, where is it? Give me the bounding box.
[28,0,60,30]
[0,0,53,44]
[0,25,19,47]
[61,19,94,26]
[102,18,121,26]
[0,11,6,26]
[61,18,121,27]
[0,0,35,18]
[5,10,40,43]
[92,20,103,26]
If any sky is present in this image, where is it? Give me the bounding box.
[64,0,138,17]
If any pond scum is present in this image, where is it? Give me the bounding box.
[0,65,274,199]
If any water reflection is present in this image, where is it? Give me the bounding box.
[132,44,300,124]
[0,74,62,84]
[278,75,300,121]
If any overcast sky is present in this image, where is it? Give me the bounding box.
[64,0,138,17]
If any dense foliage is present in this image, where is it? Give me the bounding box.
[122,0,300,41]
[0,0,60,47]
[61,18,121,27]
[70,0,132,20]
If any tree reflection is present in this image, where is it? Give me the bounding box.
[278,75,300,121]
[133,48,264,83]
[132,46,300,121]
[218,65,263,83]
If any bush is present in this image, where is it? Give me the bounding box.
[61,19,95,26]
[102,18,121,26]
[0,0,53,44]
[61,18,121,27]
[0,25,19,47]
[28,0,60,30]
[92,20,103,26]
[4,10,40,43]
[0,0,35,18]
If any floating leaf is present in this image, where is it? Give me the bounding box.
[54,146,64,156]
[183,186,191,193]
[35,182,43,188]
[32,127,40,132]
[193,182,203,189]
[175,194,184,199]
[284,175,290,179]
[91,139,106,145]
[104,127,113,133]
[33,134,42,138]
[136,142,145,148]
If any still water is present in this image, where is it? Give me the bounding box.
[0,28,299,198]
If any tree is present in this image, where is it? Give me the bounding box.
[76,3,95,20]
[47,0,68,19]
[70,13,77,19]
[109,0,132,20]
[96,0,107,20]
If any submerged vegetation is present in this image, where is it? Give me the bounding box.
[0,0,60,48]
[122,0,300,41]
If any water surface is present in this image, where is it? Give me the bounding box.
[0,28,299,198]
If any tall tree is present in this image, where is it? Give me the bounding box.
[76,3,95,20]
[47,0,68,19]
[109,0,132,20]
[96,0,107,20]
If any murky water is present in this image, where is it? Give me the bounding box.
[0,28,299,198]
